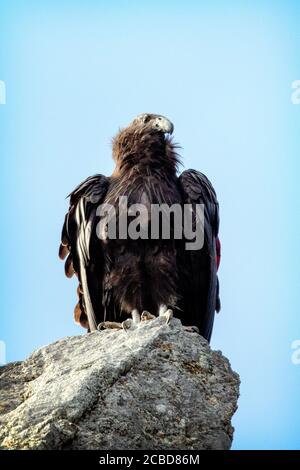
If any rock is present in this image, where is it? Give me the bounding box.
[0,318,239,450]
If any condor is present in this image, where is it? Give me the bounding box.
[59,113,221,342]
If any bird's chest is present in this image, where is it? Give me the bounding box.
[99,175,180,242]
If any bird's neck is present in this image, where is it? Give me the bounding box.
[111,128,180,179]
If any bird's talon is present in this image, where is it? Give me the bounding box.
[164,309,173,325]
[97,321,123,330]
[183,325,200,334]
[141,311,156,322]
[122,319,133,330]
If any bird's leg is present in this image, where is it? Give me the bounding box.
[97,321,123,331]
[141,311,156,322]
[122,309,141,330]
[159,304,173,324]
[132,309,141,324]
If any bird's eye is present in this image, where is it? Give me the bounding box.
[143,115,151,123]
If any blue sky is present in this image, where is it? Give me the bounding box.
[0,0,300,449]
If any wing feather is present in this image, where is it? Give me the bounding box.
[177,169,220,342]
[59,174,110,331]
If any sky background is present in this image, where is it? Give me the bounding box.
[0,0,300,450]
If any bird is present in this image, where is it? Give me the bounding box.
[59,113,220,342]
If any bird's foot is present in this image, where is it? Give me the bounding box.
[98,308,174,331]
[122,318,134,330]
[161,309,173,325]
[122,309,142,331]
[97,321,123,330]
[183,325,200,334]
[159,304,173,325]
[141,306,174,325]
[141,311,156,322]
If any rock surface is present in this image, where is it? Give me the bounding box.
[0,318,239,450]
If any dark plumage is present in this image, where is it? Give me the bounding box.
[59,113,220,342]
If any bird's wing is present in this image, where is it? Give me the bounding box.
[177,169,220,342]
[59,174,110,331]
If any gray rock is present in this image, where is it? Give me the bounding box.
[0,317,239,450]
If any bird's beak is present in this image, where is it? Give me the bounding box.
[168,121,174,135]
[154,115,174,135]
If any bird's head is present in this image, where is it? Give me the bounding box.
[112,113,179,175]
[129,113,174,135]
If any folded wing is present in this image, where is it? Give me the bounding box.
[59,174,110,331]
[177,169,220,342]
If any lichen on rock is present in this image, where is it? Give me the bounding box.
[0,317,239,450]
